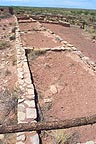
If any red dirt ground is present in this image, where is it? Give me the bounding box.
[28,51,96,143]
[19,22,61,48]
[42,23,96,62]
[21,31,61,48]
[19,22,37,31]
[0,16,17,144]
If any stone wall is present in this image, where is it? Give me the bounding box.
[17,15,70,27]
[14,15,39,144]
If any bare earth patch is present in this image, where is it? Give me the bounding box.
[19,22,61,48]
[0,16,17,144]
[20,31,61,48]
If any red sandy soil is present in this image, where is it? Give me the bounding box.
[19,22,61,48]
[0,16,17,144]
[42,23,96,62]
[19,22,37,31]
[0,16,17,91]
[28,51,96,143]
[20,31,61,48]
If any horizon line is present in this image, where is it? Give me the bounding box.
[0,5,96,11]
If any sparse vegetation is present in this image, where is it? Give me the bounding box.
[14,7,96,39]
[27,49,46,61]
[9,34,16,40]
[5,69,11,76]
[41,130,79,144]
[0,40,10,50]
[11,27,17,33]
[52,130,67,144]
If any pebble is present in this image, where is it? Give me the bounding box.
[18,98,25,104]
[50,85,58,94]
[26,94,35,100]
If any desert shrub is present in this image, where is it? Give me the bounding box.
[0,40,10,50]
[5,69,11,76]
[9,34,16,40]
[9,22,12,26]
[11,27,17,33]
[92,35,96,40]
[0,13,11,19]
[4,24,7,27]
[43,130,79,144]
[52,130,67,144]
[12,56,17,65]
[28,49,46,61]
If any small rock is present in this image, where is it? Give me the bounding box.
[24,78,31,84]
[26,94,35,100]
[26,108,37,119]
[67,43,73,47]
[44,98,52,103]
[27,88,34,95]
[82,56,90,62]
[18,112,25,121]
[18,98,25,104]
[18,103,25,112]
[24,100,35,107]
[74,51,84,58]
[30,133,39,144]
[92,39,95,43]
[18,79,24,85]
[71,47,77,51]
[50,85,58,94]
[18,72,23,79]
[63,41,68,44]
[0,134,4,139]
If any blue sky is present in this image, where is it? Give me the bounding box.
[0,0,96,9]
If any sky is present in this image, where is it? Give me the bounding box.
[0,0,96,10]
